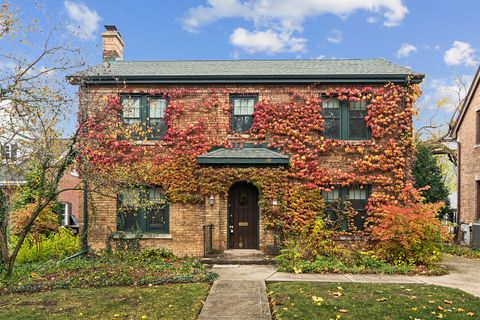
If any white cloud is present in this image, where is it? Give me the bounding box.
[230,28,306,53]
[326,29,342,44]
[420,75,472,112]
[64,1,101,40]
[396,43,417,58]
[444,41,478,67]
[183,0,408,53]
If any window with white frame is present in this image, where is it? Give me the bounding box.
[1,143,17,160]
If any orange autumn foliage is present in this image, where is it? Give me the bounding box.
[10,203,59,238]
[369,184,450,265]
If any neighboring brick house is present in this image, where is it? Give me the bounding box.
[69,25,424,256]
[451,66,480,226]
[57,169,82,233]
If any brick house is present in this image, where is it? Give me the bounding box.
[451,66,480,227]
[69,25,424,256]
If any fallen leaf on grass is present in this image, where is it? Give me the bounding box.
[339,309,348,313]
[376,297,387,302]
[443,300,453,305]
[467,312,475,317]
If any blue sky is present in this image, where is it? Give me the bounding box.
[11,0,480,133]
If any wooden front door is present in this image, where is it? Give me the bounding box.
[228,182,259,249]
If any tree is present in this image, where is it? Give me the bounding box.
[0,1,85,276]
[413,142,452,219]
[415,74,469,167]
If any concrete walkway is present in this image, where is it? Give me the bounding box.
[198,256,480,319]
[198,278,271,320]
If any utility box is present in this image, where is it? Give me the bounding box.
[460,223,471,245]
[472,224,480,249]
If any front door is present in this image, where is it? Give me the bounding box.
[228,182,259,249]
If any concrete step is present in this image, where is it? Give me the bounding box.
[201,249,277,265]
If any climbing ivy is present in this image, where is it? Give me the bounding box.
[78,82,421,235]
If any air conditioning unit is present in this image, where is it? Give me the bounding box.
[460,223,471,244]
[472,224,480,249]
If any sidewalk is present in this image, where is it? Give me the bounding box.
[209,255,480,297]
[198,255,480,319]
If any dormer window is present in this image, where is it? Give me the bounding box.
[230,95,258,133]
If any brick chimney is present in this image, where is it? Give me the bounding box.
[101,25,124,62]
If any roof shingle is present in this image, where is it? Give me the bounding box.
[70,59,423,84]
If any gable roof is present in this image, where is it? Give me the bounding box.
[68,59,423,85]
[450,65,480,139]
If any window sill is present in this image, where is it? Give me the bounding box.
[112,232,172,240]
[227,134,252,139]
[132,140,164,146]
[474,144,480,149]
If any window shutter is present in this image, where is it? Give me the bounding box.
[0,145,5,159]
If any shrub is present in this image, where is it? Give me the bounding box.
[10,203,59,238]
[369,186,449,265]
[12,227,79,264]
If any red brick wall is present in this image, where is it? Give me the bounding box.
[57,170,82,225]
[457,85,480,223]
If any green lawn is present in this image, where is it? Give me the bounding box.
[0,283,210,320]
[268,282,480,320]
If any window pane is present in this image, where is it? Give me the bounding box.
[348,187,369,230]
[147,208,168,233]
[233,98,255,115]
[321,98,341,139]
[324,119,340,139]
[349,100,367,110]
[322,189,339,202]
[348,188,367,200]
[348,102,368,139]
[123,97,141,119]
[149,98,166,119]
[322,98,340,109]
[146,188,168,233]
[117,189,141,232]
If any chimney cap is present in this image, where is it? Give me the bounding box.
[104,25,118,32]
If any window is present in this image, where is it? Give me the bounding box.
[59,202,78,226]
[1,144,17,160]
[476,110,480,145]
[230,95,257,133]
[117,187,169,234]
[121,95,167,140]
[321,96,370,140]
[322,186,370,231]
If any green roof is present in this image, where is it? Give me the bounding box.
[197,146,289,166]
[68,59,423,84]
